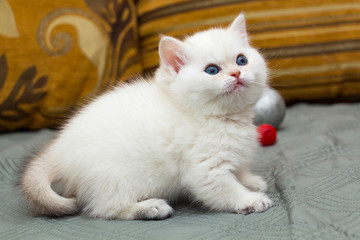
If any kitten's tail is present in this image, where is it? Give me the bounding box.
[21,155,79,216]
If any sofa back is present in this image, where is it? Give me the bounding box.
[1,0,359,132]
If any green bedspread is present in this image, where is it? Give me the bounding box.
[1,103,360,240]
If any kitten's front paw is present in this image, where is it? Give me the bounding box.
[237,192,272,215]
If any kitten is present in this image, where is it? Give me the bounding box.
[21,14,272,220]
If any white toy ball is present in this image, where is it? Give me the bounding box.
[253,87,286,129]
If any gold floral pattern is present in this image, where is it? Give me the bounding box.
[37,8,111,94]
[0,0,19,38]
[0,0,141,132]
[84,0,142,83]
[0,55,47,132]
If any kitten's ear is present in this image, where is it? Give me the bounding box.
[159,36,186,73]
[229,13,248,42]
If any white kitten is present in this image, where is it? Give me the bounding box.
[21,14,272,220]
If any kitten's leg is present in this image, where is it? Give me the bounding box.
[88,198,174,220]
[236,166,268,192]
[185,168,272,215]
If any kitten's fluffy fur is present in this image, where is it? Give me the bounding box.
[21,14,272,220]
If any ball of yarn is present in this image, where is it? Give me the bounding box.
[257,124,277,146]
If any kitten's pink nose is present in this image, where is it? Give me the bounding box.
[230,70,241,79]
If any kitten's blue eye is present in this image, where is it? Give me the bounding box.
[205,65,220,75]
[236,55,248,66]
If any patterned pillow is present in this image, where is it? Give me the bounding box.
[0,0,141,132]
[137,0,360,104]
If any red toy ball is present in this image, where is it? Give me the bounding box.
[257,124,277,146]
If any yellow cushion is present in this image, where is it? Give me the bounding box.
[0,0,141,132]
[137,0,360,103]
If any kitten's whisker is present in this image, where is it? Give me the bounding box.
[251,81,268,87]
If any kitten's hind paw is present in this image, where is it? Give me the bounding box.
[135,198,174,220]
[237,192,272,215]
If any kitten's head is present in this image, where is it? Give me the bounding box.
[155,14,267,116]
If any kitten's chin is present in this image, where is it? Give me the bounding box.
[223,81,245,95]
[219,85,265,114]
[233,82,244,92]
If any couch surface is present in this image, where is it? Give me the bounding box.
[1,103,359,240]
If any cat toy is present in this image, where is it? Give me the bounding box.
[257,124,277,146]
[253,87,286,146]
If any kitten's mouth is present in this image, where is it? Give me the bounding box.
[230,79,245,93]
[234,81,244,89]
[223,78,248,96]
